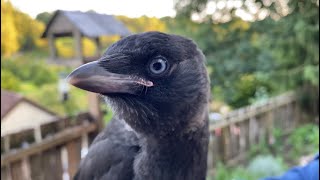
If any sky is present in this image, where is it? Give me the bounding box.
[9,0,176,18]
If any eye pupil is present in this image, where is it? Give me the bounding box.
[153,62,162,71]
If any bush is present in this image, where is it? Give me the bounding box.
[229,74,272,108]
[288,124,319,159]
[1,69,21,91]
[1,51,87,116]
[22,83,88,116]
[1,56,58,85]
[210,162,260,180]
[247,155,286,178]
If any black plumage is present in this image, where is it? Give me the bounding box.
[68,31,210,180]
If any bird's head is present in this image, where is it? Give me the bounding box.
[68,31,210,137]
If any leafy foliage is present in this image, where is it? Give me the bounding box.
[20,83,88,116]
[1,0,46,55]
[172,0,319,109]
[162,16,276,108]
[1,52,87,116]
[208,162,260,180]
[117,15,167,33]
[247,123,319,165]
[1,0,20,56]
[35,11,52,24]
[1,69,21,91]
[287,124,319,159]
[1,54,57,85]
[208,156,286,180]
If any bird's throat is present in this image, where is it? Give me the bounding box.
[133,109,209,180]
[134,122,209,180]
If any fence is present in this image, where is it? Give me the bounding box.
[1,91,306,180]
[1,113,99,180]
[207,91,304,173]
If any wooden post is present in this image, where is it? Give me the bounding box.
[258,117,265,144]
[34,126,42,143]
[1,166,12,180]
[249,117,258,146]
[266,111,275,145]
[42,149,63,180]
[88,92,104,131]
[66,139,81,178]
[239,121,247,153]
[73,30,83,61]
[29,154,44,180]
[48,33,56,60]
[21,157,31,180]
[229,124,237,158]
[94,37,102,57]
[11,160,28,180]
[4,135,10,153]
[293,101,300,127]
[222,127,231,162]
[285,104,292,130]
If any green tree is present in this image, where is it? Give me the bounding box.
[36,12,53,24]
[117,15,167,33]
[173,0,319,108]
[1,0,46,56]
[1,0,20,56]
[13,8,45,51]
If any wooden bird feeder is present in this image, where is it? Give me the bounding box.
[41,10,130,130]
[41,10,130,66]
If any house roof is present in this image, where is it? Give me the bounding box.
[1,90,57,119]
[41,10,131,38]
[1,90,22,119]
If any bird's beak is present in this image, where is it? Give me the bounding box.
[67,61,153,95]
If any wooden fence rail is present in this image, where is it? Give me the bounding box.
[1,91,308,180]
[1,113,98,180]
[207,91,303,171]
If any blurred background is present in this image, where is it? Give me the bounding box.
[1,0,319,180]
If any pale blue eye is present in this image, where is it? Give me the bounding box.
[149,58,167,74]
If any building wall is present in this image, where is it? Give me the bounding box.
[1,101,56,136]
